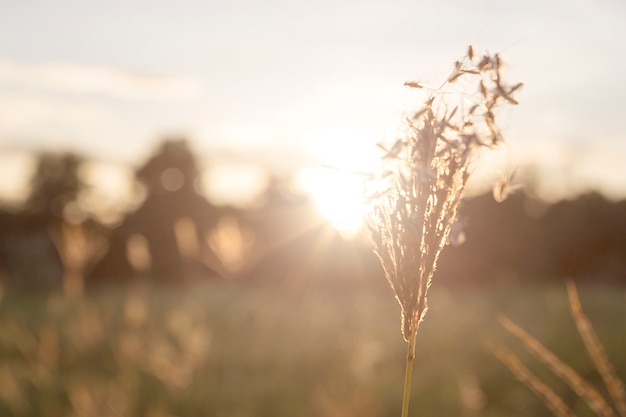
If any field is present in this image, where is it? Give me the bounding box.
[0,280,624,417]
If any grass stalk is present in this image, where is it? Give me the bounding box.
[498,314,616,417]
[488,341,576,417]
[494,283,626,417]
[567,282,626,417]
[401,320,418,417]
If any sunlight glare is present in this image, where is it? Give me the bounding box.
[299,168,368,236]
[298,127,379,236]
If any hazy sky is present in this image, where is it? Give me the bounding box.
[1,0,625,201]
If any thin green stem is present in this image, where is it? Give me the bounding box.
[401,320,418,417]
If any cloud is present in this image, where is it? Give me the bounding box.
[0,93,104,128]
[0,60,204,101]
[0,92,110,151]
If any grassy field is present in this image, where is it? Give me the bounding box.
[0,279,624,417]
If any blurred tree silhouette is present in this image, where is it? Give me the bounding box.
[437,191,626,285]
[25,152,84,222]
[545,193,626,280]
[2,143,625,293]
[88,138,226,285]
[0,152,87,292]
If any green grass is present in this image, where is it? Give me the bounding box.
[0,280,624,417]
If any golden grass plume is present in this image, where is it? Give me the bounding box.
[367,46,522,342]
[367,45,521,417]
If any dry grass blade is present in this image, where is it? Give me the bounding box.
[492,168,521,203]
[498,315,617,417]
[567,282,626,417]
[404,81,424,89]
[488,341,577,417]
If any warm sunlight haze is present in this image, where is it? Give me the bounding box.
[298,127,380,235]
[1,0,626,203]
[299,167,368,236]
[1,3,626,417]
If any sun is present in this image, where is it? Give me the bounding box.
[298,127,379,236]
[298,168,368,235]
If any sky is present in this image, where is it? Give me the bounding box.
[1,0,625,207]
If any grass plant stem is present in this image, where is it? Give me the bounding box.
[401,319,418,417]
[368,46,521,416]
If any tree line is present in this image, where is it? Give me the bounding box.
[0,138,624,294]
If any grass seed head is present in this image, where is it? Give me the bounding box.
[367,46,521,341]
